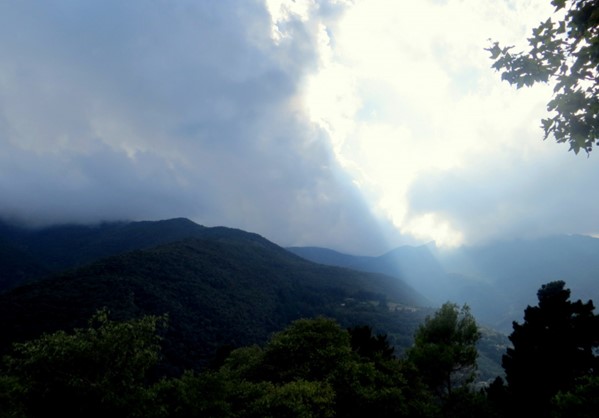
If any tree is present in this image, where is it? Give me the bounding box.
[260,317,354,383]
[502,281,599,418]
[487,0,599,154]
[551,375,599,418]
[215,317,432,418]
[1,309,167,418]
[348,325,395,361]
[407,302,481,397]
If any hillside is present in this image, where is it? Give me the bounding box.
[0,218,215,291]
[288,244,456,306]
[0,227,431,374]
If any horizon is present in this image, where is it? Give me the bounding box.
[2,215,598,257]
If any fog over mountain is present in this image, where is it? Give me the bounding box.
[290,234,599,332]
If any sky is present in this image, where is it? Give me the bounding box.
[0,0,598,255]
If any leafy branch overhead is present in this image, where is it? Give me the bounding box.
[487,0,599,154]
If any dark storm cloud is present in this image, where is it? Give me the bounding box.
[0,142,199,224]
[0,0,395,254]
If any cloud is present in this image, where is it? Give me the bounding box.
[0,142,198,224]
[0,0,402,255]
[1,0,596,254]
[303,0,599,247]
[406,150,599,244]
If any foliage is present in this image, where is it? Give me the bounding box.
[487,0,599,153]
[348,325,396,361]
[440,387,504,418]
[551,375,599,418]
[260,317,354,383]
[502,280,599,417]
[407,303,481,396]
[214,316,435,418]
[484,376,511,418]
[0,309,167,418]
[0,374,27,418]
[148,370,234,418]
[0,307,540,418]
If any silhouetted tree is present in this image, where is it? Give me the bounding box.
[502,280,599,417]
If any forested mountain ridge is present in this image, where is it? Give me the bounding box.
[0,217,285,292]
[0,217,521,416]
[0,218,509,382]
[0,218,214,289]
[0,226,433,374]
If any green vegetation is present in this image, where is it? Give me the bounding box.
[1,220,596,416]
[4,281,593,417]
[408,303,480,397]
[501,280,599,417]
[0,310,167,418]
[0,314,436,417]
[487,0,599,154]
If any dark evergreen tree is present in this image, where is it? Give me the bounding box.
[502,281,599,417]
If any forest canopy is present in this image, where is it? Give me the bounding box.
[0,282,596,418]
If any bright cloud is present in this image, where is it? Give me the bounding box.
[303,0,594,247]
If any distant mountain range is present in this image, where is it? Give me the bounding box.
[289,234,599,332]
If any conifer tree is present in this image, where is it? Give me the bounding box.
[503,281,599,417]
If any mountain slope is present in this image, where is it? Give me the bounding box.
[0,218,275,292]
[289,244,453,305]
[0,230,429,374]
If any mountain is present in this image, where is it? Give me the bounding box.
[289,235,599,332]
[289,244,456,305]
[284,247,372,269]
[0,236,49,290]
[0,217,249,292]
[0,222,431,375]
